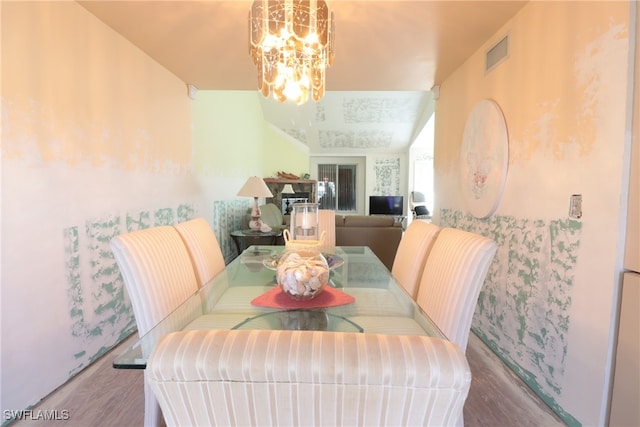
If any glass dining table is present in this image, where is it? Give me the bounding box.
[113,246,446,369]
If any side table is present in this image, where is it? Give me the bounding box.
[231,229,283,254]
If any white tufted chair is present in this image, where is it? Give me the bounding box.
[415,227,498,352]
[391,220,441,299]
[111,226,200,427]
[147,329,471,427]
[174,218,225,287]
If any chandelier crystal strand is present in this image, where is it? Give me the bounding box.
[249,0,334,105]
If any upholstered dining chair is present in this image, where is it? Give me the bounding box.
[318,209,336,250]
[147,329,471,427]
[111,226,200,427]
[391,220,441,299]
[174,218,225,287]
[415,227,498,352]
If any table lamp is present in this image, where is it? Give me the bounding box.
[237,176,274,231]
[281,184,295,214]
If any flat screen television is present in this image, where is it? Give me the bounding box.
[369,196,404,216]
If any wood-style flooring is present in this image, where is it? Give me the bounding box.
[11,332,566,426]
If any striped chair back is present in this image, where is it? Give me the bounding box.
[391,220,441,299]
[111,225,200,427]
[174,218,225,287]
[416,227,497,351]
[318,209,336,251]
[111,225,199,336]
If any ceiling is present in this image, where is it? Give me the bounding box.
[79,1,527,155]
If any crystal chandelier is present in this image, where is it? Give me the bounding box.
[249,0,335,105]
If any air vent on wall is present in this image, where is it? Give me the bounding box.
[486,34,509,73]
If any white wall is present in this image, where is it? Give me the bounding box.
[433,2,633,424]
[0,3,307,419]
[0,2,196,417]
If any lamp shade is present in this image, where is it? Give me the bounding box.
[281,184,295,195]
[237,176,274,198]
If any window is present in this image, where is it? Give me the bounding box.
[317,164,357,212]
[410,113,435,215]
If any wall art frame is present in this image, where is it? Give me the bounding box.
[459,99,509,219]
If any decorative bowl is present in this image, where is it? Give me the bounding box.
[276,250,330,300]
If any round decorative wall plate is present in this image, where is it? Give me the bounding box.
[459,99,509,219]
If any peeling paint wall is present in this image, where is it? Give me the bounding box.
[63,207,195,375]
[434,2,631,425]
[60,202,246,376]
[212,199,253,263]
[1,2,310,418]
[440,210,582,422]
[0,2,271,419]
[0,2,195,416]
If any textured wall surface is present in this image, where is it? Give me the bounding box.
[1,2,307,420]
[372,157,401,196]
[440,209,581,422]
[61,202,247,377]
[433,3,631,424]
[63,206,194,375]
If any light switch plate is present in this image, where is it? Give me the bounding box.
[569,194,582,218]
